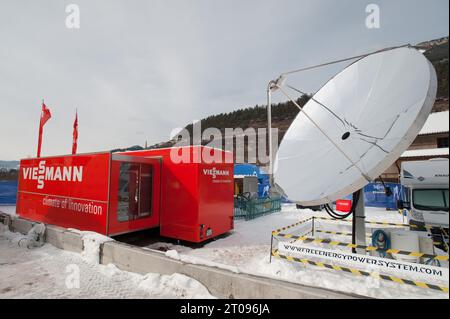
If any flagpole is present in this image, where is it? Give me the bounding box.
[72,108,78,155]
[36,100,44,157]
[37,99,51,158]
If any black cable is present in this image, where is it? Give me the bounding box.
[322,191,361,253]
[376,176,393,197]
[324,204,351,219]
[324,204,352,219]
[324,191,360,220]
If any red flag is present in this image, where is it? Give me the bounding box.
[72,110,78,155]
[36,101,52,157]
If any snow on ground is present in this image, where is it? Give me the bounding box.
[2,204,448,299]
[0,205,16,217]
[0,223,215,299]
[147,204,449,299]
[68,229,114,264]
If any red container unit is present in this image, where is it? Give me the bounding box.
[16,146,234,242]
[120,147,234,242]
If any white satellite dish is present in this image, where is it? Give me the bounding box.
[274,47,437,206]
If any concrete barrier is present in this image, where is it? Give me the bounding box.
[9,216,35,234]
[45,225,84,253]
[0,212,11,228]
[1,215,358,299]
[1,214,84,253]
[101,241,356,299]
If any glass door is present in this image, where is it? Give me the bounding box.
[117,162,153,222]
[107,154,161,236]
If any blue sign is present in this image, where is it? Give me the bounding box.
[234,164,271,198]
[364,182,405,210]
[0,180,18,205]
[343,182,405,210]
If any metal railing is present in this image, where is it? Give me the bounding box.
[234,196,282,221]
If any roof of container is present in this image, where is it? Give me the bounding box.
[419,111,449,135]
[401,147,449,158]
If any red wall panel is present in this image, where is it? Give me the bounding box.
[17,153,111,234]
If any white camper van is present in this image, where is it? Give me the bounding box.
[399,159,449,230]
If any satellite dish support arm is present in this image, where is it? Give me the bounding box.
[267,82,274,186]
[275,84,372,183]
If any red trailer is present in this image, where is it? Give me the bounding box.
[16,146,234,242]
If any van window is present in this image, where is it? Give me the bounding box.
[117,162,153,222]
[437,137,449,148]
[412,189,449,211]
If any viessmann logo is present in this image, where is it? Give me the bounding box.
[22,160,83,189]
[202,167,230,179]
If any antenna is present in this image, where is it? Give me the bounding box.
[271,46,437,249]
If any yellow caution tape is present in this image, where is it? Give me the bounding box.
[271,250,448,293]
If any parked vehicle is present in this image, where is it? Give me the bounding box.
[398,158,449,231]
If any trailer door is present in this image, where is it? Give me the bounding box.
[107,155,161,236]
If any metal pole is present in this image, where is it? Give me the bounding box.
[312,217,315,237]
[353,189,366,254]
[269,237,273,263]
[267,82,274,186]
[280,44,410,76]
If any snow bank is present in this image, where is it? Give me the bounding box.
[0,205,17,217]
[1,216,216,298]
[165,249,240,273]
[80,232,113,264]
[67,229,114,264]
[99,263,215,299]
[0,221,22,243]
[165,249,180,260]
[1,232,216,298]
[146,205,449,299]
[139,273,215,299]
[77,235,215,298]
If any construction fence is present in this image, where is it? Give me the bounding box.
[270,216,449,293]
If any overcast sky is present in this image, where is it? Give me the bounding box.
[0,0,448,160]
